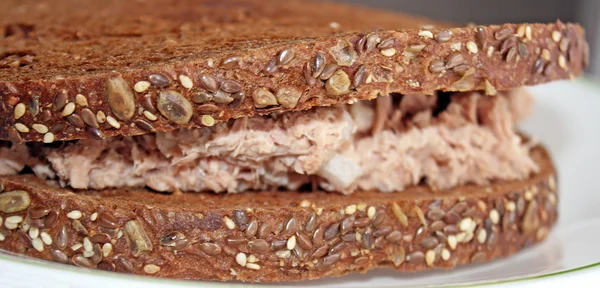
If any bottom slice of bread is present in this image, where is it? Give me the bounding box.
[0,144,558,283]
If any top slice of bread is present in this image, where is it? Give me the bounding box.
[0,0,588,143]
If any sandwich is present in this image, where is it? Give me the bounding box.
[0,0,588,282]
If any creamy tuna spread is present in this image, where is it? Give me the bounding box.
[0,89,539,194]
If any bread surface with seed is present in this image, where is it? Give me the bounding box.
[0,0,588,142]
[0,144,558,282]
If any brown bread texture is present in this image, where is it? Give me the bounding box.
[0,0,588,143]
[0,144,557,282]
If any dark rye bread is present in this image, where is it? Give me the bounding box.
[0,144,557,282]
[0,0,588,143]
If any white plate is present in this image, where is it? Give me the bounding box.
[1,79,600,288]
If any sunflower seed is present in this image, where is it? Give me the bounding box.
[325,70,350,96]
[106,77,135,120]
[157,90,193,124]
[124,220,153,257]
[0,190,31,213]
[252,88,278,108]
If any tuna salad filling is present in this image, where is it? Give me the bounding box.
[0,89,539,194]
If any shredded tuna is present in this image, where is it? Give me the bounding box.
[0,90,538,194]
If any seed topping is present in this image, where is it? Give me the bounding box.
[107,76,136,120]
[157,90,193,124]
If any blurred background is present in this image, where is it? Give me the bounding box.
[338,0,600,79]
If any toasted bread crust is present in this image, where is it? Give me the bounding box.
[0,0,588,143]
[0,144,557,282]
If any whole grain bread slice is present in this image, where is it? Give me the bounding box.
[0,143,557,282]
[0,0,588,143]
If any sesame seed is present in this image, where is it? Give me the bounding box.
[43,132,55,143]
[558,55,567,70]
[329,22,340,29]
[96,111,106,123]
[29,227,39,239]
[459,218,473,231]
[487,46,494,57]
[489,209,500,224]
[425,250,435,266]
[67,210,83,220]
[517,25,526,38]
[456,232,466,243]
[117,230,123,239]
[134,81,151,93]
[102,243,113,257]
[71,243,83,251]
[407,79,420,88]
[407,44,426,53]
[506,201,516,211]
[32,238,44,252]
[524,191,533,201]
[6,215,23,224]
[316,207,323,216]
[32,124,49,134]
[236,252,247,267]
[447,235,457,250]
[275,250,291,258]
[345,204,357,215]
[40,232,52,245]
[0,233,6,241]
[224,216,236,229]
[143,110,158,121]
[450,42,462,51]
[477,229,487,244]
[441,248,451,261]
[143,264,160,274]
[14,103,26,119]
[83,237,93,251]
[380,48,396,57]
[552,31,562,42]
[542,49,551,61]
[61,102,75,116]
[76,94,88,107]
[106,116,121,129]
[4,221,17,230]
[299,199,311,208]
[247,255,258,263]
[15,123,30,133]
[287,235,296,250]
[201,115,215,127]
[466,41,478,54]
[90,212,98,221]
[418,30,434,39]
[357,203,367,211]
[525,26,532,41]
[179,75,194,89]
[246,263,260,270]
[367,206,376,219]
